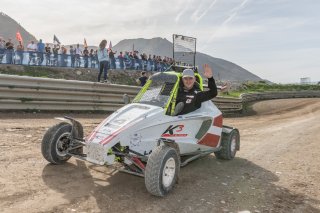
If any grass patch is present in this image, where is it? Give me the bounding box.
[221,82,320,98]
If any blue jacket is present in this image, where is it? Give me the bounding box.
[37,42,45,52]
[97,48,109,62]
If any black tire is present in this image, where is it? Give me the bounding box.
[214,129,240,160]
[145,145,180,197]
[41,122,72,164]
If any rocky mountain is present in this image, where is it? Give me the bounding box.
[113,38,262,82]
[0,12,37,46]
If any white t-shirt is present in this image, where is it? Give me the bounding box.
[75,47,82,55]
[27,43,37,51]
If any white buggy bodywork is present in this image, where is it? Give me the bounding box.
[86,101,223,166]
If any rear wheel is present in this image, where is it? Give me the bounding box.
[41,122,72,164]
[145,145,180,197]
[215,129,240,160]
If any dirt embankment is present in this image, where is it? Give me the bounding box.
[0,64,148,85]
[0,98,320,213]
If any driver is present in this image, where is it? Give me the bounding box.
[176,64,218,115]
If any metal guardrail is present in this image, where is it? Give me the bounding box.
[0,74,140,111]
[0,74,319,112]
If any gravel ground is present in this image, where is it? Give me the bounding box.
[0,98,319,213]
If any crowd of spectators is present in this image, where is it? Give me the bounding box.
[0,37,177,71]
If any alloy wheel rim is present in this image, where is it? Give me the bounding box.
[162,157,176,188]
[230,135,237,156]
[55,132,71,157]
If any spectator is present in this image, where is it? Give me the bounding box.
[133,51,140,69]
[89,49,95,68]
[147,54,153,71]
[0,37,5,63]
[52,44,60,66]
[75,44,82,67]
[124,51,131,69]
[5,38,14,64]
[136,71,148,87]
[16,42,24,64]
[27,40,37,65]
[129,52,135,69]
[60,45,67,66]
[108,49,117,69]
[83,46,89,68]
[94,50,98,68]
[142,53,148,70]
[37,39,45,65]
[152,55,157,71]
[69,45,75,67]
[118,51,124,69]
[97,39,109,83]
[45,43,51,65]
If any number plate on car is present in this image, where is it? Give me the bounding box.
[86,143,106,165]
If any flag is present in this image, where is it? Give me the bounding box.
[108,41,112,49]
[53,34,61,44]
[84,38,88,48]
[16,31,23,43]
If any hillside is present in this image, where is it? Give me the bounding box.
[0,12,37,46]
[113,38,262,82]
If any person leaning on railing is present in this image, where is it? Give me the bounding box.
[117,51,124,69]
[52,44,60,66]
[0,37,6,63]
[16,42,24,64]
[83,47,89,68]
[75,44,82,67]
[89,49,96,68]
[109,49,117,69]
[60,45,67,67]
[45,43,51,66]
[5,38,14,64]
[27,40,37,65]
[37,39,45,65]
[69,46,75,67]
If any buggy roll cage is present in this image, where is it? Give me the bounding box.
[133,66,203,116]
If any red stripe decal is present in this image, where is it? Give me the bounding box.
[213,114,223,128]
[99,126,126,145]
[198,133,220,147]
[99,117,144,145]
[87,116,111,142]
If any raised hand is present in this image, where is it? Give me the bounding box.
[203,64,213,78]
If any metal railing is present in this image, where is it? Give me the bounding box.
[0,48,172,71]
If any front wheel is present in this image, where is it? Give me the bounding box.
[145,145,180,197]
[214,129,240,160]
[41,122,72,164]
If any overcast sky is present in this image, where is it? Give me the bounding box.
[1,0,320,83]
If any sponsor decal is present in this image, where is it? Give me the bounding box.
[161,125,188,137]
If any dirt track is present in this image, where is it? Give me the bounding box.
[0,98,320,213]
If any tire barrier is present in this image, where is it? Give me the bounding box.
[0,74,319,112]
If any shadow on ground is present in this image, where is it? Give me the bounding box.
[42,156,319,213]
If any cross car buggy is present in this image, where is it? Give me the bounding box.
[41,34,240,197]
[41,66,240,197]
